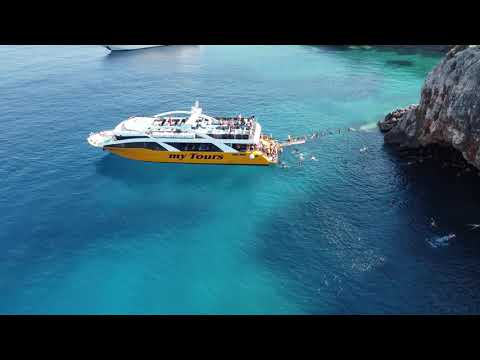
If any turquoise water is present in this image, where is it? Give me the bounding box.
[2,45,480,314]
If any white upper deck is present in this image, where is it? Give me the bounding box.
[112,101,261,143]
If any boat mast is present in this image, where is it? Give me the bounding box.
[185,101,202,125]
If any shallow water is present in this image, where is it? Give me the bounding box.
[1,45,480,314]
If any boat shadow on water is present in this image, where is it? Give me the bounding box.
[94,153,264,187]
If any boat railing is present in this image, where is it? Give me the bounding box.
[150,131,195,139]
[207,127,251,135]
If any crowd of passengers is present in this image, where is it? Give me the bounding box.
[231,135,280,160]
[260,140,279,160]
[215,116,255,131]
[153,115,255,132]
[232,144,256,152]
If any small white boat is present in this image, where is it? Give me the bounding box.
[103,45,164,51]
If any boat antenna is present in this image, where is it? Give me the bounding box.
[186,100,203,125]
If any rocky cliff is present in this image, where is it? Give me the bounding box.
[378,45,480,169]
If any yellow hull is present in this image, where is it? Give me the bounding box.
[105,148,275,166]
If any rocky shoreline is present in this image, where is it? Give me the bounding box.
[378,45,480,169]
[378,105,418,133]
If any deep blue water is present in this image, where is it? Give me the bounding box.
[2,45,480,314]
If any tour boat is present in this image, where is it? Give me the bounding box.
[87,102,280,165]
[103,45,164,51]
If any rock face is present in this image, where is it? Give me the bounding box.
[379,45,480,168]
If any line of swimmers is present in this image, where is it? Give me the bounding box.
[287,127,358,142]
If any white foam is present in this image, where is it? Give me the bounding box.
[359,122,378,132]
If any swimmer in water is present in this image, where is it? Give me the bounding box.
[311,156,317,161]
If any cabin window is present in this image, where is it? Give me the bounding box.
[106,142,166,150]
[107,142,141,148]
[165,143,187,151]
[232,144,248,151]
[208,134,236,139]
[115,135,149,140]
[166,143,222,152]
[143,142,167,151]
